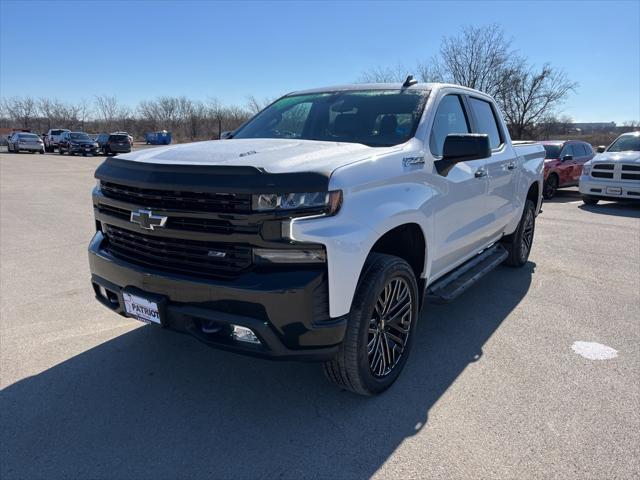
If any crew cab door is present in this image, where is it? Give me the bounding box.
[428,94,491,278]
[466,96,517,237]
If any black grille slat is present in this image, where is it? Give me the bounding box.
[622,164,640,172]
[104,225,252,278]
[592,172,614,178]
[100,181,251,213]
[593,163,614,170]
[621,173,640,181]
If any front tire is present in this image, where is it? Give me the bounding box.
[582,195,600,205]
[323,253,418,396]
[543,174,558,200]
[502,199,536,267]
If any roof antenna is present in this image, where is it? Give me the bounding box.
[403,75,418,87]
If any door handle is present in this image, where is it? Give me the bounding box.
[475,168,488,178]
[506,161,517,170]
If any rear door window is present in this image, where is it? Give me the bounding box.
[468,97,502,149]
[429,95,470,157]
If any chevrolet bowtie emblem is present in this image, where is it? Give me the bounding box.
[130,209,168,230]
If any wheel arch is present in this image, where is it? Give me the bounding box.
[367,222,428,309]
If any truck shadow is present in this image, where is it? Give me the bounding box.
[578,202,640,218]
[1,263,535,479]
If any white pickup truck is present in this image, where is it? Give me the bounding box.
[89,80,544,395]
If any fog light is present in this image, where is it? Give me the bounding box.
[232,325,260,344]
[254,248,326,264]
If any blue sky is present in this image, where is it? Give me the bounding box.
[1,0,638,122]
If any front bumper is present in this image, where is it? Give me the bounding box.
[70,144,98,154]
[579,175,640,200]
[88,232,346,361]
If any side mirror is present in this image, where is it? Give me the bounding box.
[436,134,491,176]
[596,146,606,153]
[562,155,573,162]
[220,131,233,140]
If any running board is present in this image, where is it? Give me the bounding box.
[426,244,508,303]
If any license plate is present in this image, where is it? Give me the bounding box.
[123,292,161,324]
[606,187,622,195]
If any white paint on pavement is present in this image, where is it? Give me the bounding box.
[571,341,618,360]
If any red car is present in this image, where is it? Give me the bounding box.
[541,140,595,199]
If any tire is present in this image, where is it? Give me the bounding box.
[322,253,419,396]
[501,199,536,267]
[582,195,600,206]
[39,149,45,154]
[58,147,64,155]
[543,174,558,200]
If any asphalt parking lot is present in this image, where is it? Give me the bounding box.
[1,151,638,479]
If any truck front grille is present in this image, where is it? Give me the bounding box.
[590,163,640,181]
[100,181,252,213]
[104,225,253,279]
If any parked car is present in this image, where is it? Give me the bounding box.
[96,133,133,155]
[7,132,45,154]
[540,140,595,199]
[579,131,640,204]
[89,80,544,395]
[58,131,99,156]
[44,129,70,152]
[112,131,134,145]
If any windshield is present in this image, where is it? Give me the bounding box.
[233,90,429,147]
[607,135,640,152]
[19,134,39,140]
[543,145,562,159]
[70,133,91,141]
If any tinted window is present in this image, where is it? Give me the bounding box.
[575,144,588,157]
[468,97,502,148]
[19,134,38,140]
[109,134,129,142]
[561,144,574,158]
[607,135,640,152]
[429,95,470,157]
[69,133,91,141]
[543,145,561,159]
[234,90,428,147]
[583,143,593,155]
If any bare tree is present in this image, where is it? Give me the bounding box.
[358,63,411,83]
[94,95,120,130]
[246,95,272,114]
[436,24,521,99]
[498,64,578,139]
[2,96,38,129]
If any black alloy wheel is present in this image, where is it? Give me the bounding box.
[368,277,413,377]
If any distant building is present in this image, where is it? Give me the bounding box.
[571,122,617,134]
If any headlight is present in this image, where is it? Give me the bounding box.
[582,164,592,176]
[252,190,342,215]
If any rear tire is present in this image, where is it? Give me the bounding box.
[501,199,536,267]
[323,253,418,396]
[543,174,558,200]
[40,149,45,154]
[582,195,600,205]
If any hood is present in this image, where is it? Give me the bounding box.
[116,138,394,175]
[590,151,640,164]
